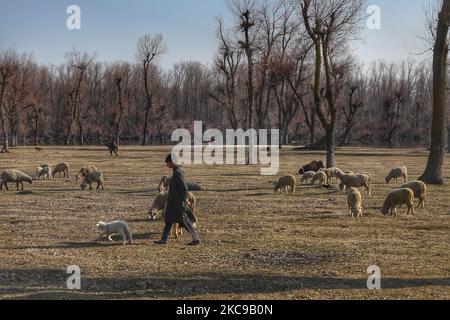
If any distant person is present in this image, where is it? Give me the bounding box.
[106,140,119,157]
[154,154,200,246]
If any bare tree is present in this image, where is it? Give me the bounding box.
[136,34,166,145]
[301,0,364,167]
[419,0,450,185]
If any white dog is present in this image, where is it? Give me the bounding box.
[96,221,132,246]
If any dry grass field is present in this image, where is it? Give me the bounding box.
[0,146,449,300]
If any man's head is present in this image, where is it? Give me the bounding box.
[165,153,177,169]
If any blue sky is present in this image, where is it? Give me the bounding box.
[0,0,430,68]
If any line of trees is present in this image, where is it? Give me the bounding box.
[0,0,445,158]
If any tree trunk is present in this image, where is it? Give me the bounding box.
[447,125,450,153]
[419,0,450,185]
[326,128,336,169]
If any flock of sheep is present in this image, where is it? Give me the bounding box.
[274,161,427,218]
[0,156,428,246]
[0,163,104,192]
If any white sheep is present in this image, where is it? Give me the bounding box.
[76,165,98,181]
[1,170,33,191]
[52,162,69,178]
[336,171,372,195]
[274,175,296,195]
[300,171,316,184]
[80,171,104,190]
[319,167,342,184]
[96,221,132,246]
[400,181,427,209]
[381,188,415,216]
[36,166,52,180]
[311,171,327,187]
[385,166,408,184]
[347,188,363,218]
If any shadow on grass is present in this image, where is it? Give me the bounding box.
[0,268,448,299]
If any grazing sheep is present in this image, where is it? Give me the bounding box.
[149,191,197,221]
[36,166,52,180]
[76,165,98,181]
[299,161,324,175]
[400,181,427,209]
[347,188,363,218]
[336,171,372,195]
[96,221,132,246]
[311,171,327,187]
[381,188,415,216]
[158,175,204,192]
[385,166,408,184]
[148,191,197,238]
[1,170,33,191]
[274,175,296,195]
[52,162,69,178]
[319,167,341,184]
[80,171,104,190]
[300,171,316,184]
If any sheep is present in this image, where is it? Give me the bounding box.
[96,221,132,246]
[400,181,427,209]
[148,191,197,239]
[299,161,324,175]
[36,166,52,180]
[381,188,415,216]
[300,171,316,184]
[157,175,204,192]
[1,170,33,191]
[385,166,408,184]
[149,191,197,221]
[347,188,363,218]
[80,171,104,190]
[274,175,296,195]
[311,171,327,187]
[336,171,372,195]
[52,162,69,178]
[76,165,98,181]
[319,167,341,184]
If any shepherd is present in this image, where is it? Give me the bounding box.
[154,153,200,246]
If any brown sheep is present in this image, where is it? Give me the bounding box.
[381,188,415,216]
[400,181,427,209]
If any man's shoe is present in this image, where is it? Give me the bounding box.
[187,240,200,246]
[154,240,168,245]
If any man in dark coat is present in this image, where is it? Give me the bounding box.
[154,154,200,246]
[106,140,119,157]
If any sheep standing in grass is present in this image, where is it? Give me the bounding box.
[336,171,372,195]
[52,162,69,178]
[347,188,363,218]
[76,165,98,181]
[80,171,104,190]
[274,175,296,195]
[300,171,315,184]
[400,181,427,209]
[149,192,197,221]
[385,166,408,184]
[36,166,52,180]
[311,171,327,187]
[149,191,197,238]
[319,167,341,184]
[158,175,204,192]
[1,170,33,191]
[381,188,415,216]
[96,221,132,246]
